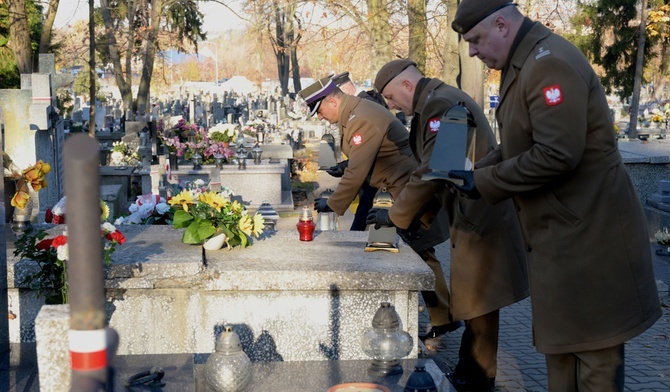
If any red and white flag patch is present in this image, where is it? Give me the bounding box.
[428,117,440,133]
[352,133,363,146]
[543,85,563,106]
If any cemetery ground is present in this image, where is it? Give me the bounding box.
[3,136,670,391]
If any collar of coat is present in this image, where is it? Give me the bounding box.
[337,94,362,133]
[500,20,552,102]
[413,78,445,119]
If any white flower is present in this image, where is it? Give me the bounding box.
[52,197,67,215]
[56,244,69,261]
[101,222,116,233]
[129,203,139,213]
[138,203,154,219]
[114,216,125,225]
[194,179,205,188]
[155,203,170,215]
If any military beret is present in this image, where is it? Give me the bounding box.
[332,71,352,87]
[374,59,417,93]
[452,0,517,35]
[298,75,336,116]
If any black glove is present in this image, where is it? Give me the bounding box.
[314,198,333,212]
[326,160,348,178]
[448,170,481,199]
[365,208,394,229]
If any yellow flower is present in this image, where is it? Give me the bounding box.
[168,190,196,212]
[199,191,229,212]
[11,187,30,209]
[230,200,243,214]
[251,213,265,237]
[238,215,253,236]
[22,160,51,189]
[100,200,110,221]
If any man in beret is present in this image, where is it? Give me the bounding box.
[370,59,529,391]
[448,1,661,390]
[298,75,456,342]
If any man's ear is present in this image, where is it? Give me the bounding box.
[401,79,414,94]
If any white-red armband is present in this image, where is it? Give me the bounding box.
[69,329,107,371]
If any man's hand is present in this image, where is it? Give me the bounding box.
[314,198,333,212]
[326,160,348,178]
[365,208,394,229]
[448,170,481,199]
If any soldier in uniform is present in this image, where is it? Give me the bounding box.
[324,71,383,231]
[449,1,662,390]
[370,59,529,391]
[298,76,457,341]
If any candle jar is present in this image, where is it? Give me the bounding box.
[296,206,316,241]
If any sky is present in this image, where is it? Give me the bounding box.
[54,0,246,32]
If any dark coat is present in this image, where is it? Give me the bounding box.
[474,20,661,354]
[390,78,530,320]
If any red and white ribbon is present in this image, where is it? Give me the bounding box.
[69,329,107,371]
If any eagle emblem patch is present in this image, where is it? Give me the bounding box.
[428,117,440,133]
[543,85,563,106]
[352,133,363,146]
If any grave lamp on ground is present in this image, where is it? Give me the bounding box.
[361,302,413,376]
[365,188,399,252]
[251,143,263,165]
[214,153,226,169]
[317,189,338,231]
[205,325,252,392]
[256,202,280,231]
[236,144,247,170]
[256,128,266,144]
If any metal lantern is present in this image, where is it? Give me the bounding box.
[187,128,196,144]
[403,363,437,392]
[361,302,413,376]
[205,325,252,392]
[257,202,280,231]
[214,153,226,169]
[317,189,338,231]
[251,143,263,165]
[236,143,247,170]
[365,188,399,252]
[192,151,203,170]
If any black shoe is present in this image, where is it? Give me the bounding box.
[419,321,463,341]
[446,373,495,392]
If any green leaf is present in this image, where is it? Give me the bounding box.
[173,209,194,228]
[181,218,216,244]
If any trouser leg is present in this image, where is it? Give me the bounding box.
[452,310,499,389]
[418,248,452,326]
[545,344,625,392]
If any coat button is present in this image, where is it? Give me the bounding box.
[527,246,532,252]
[452,243,456,248]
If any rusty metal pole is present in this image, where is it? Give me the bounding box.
[64,134,117,391]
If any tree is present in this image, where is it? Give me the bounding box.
[98,0,205,113]
[407,0,427,73]
[0,0,42,87]
[569,0,655,101]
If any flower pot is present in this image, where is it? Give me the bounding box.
[203,233,227,250]
[169,152,179,171]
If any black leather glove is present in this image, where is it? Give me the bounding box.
[448,170,481,199]
[314,198,333,212]
[326,160,348,178]
[365,208,394,229]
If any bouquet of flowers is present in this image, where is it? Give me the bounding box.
[3,152,51,209]
[14,223,126,304]
[208,123,238,144]
[168,188,265,248]
[110,141,140,166]
[115,194,172,225]
[45,197,111,224]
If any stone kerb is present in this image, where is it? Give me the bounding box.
[29,226,433,386]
